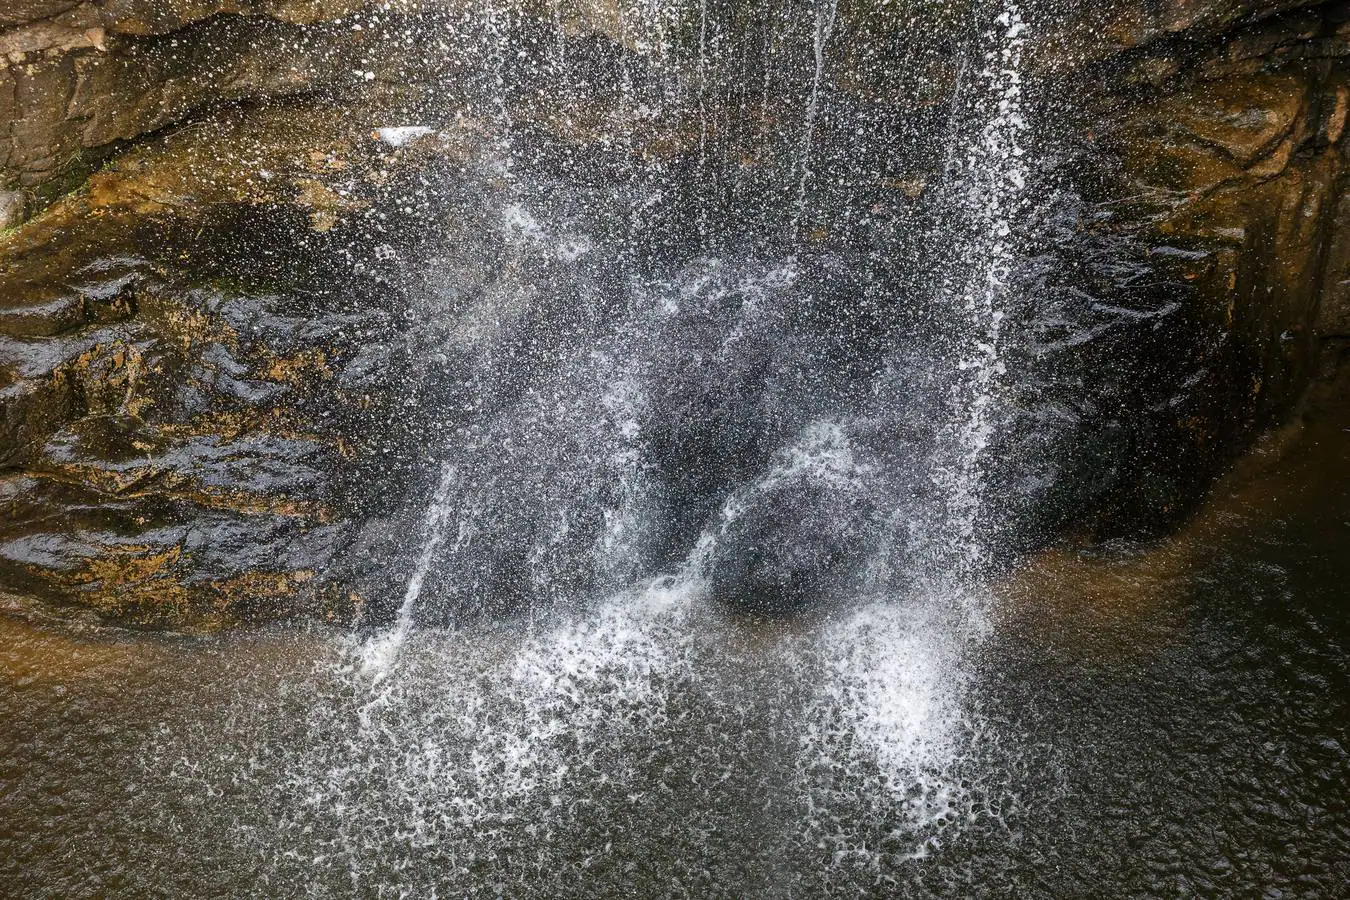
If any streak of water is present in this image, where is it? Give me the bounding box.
[359,464,459,675]
[790,0,840,242]
[935,1,1030,577]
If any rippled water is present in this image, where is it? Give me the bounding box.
[3,406,1346,898]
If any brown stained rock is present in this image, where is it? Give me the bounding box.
[1244,154,1339,405]
[1027,0,1323,71]
[70,541,191,618]
[293,177,364,231]
[0,0,614,207]
[9,522,350,630]
[1171,73,1310,167]
[1041,2,1350,540]
[0,95,470,629]
[0,8,374,198]
[1,99,397,247]
[1319,79,1350,143]
[0,21,105,58]
[0,290,85,337]
[0,4,84,31]
[1131,124,1342,428]
[1316,187,1350,338]
[0,1,375,36]
[7,53,81,175]
[1100,4,1350,371]
[0,189,26,229]
[1122,71,1313,196]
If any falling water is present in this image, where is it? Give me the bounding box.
[790,0,841,242]
[697,0,711,245]
[359,464,457,674]
[146,0,1041,889]
[360,0,1036,831]
[935,1,1029,577]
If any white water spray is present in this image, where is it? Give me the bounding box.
[276,4,1034,886]
[936,2,1030,577]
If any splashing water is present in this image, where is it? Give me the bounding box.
[146,1,1043,891]
[801,591,984,863]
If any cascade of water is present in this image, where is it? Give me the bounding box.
[481,0,517,180]
[345,1,1033,858]
[933,1,1029,579]
[71,4,1150,892]
[791,9,1033,841]
[549,0,566,70]
[941,36,976,181]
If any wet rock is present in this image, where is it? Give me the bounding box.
[704,423,887,614]
[0,472,349,628]
[1026,0,1324,70]
[709,483,881,615]
[0,190,22,229]
[1,16,352,193]
[0,290,85,337]
[1,0,1348,627]
[1316,188,1350,337]
[0,1,372,37]
[0,0,483,208]
[0,96,481,628]
[1029,0,1350,538]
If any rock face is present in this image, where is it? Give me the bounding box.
[1055,0,1350,533]
[0,101,473,627]
[1029,0,1323,64]
[1,0,1349,628]
[0,0,393,199]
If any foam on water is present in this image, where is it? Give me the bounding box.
[156,575,708,893]
[143,580,986,893]
[797,586,987,866]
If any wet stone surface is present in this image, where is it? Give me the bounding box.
[3,2,1350,630]
[0,102,464,628]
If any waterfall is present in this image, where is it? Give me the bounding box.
[934,1,1030,578]
[696,0,711,246]
[324,0,1041,877]
[26,0,1341,895]
[363,0,1036,653]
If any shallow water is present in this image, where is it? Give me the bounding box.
[2,406,1347,898]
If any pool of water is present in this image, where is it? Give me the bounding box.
[2,404,1347,898]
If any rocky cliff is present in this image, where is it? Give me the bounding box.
[0,1,400,227]
[813,0,1350,541]
[1,0,1346,628]
[1055,0,1350,532]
